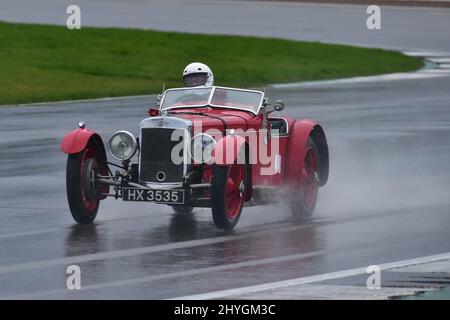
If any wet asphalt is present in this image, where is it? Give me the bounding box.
[0,0,450,299]
[1,75,450,298]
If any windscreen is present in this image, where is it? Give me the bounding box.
[210,88,262,113]
[161,88,212,109]
[160,87,263,114]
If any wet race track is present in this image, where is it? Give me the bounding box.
[1,0,450,299]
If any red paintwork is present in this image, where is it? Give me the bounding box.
[170,108,325,192]
[212,134,247,165]
[252,134,289,186]
[226,163,245,218]
[148,108,160,117]
[285,119,318,190]
[61,100,328,206]
[61,128,99,154]
[170,108,257,132]
[61,127,109,200]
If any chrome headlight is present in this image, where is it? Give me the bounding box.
[108,131,137,161]
[190,133,216,164]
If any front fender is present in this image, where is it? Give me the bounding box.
[61,127,109,199]
[212,134,247,165]
[212,134,252,201]
[286,120,329,187]
[60,128,107,162]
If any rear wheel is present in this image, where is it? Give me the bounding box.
[66,144,102,224]
[290,137,320,220]
[211,163,246,230]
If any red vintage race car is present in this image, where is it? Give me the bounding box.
[60,86,329,230]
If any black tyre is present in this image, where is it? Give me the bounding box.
[66,144,101,224]
[290,137,320,220]
[211,163,246,230]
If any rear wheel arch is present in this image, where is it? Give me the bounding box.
[290,136,320,219]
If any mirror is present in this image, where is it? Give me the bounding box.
[273,100,285,112]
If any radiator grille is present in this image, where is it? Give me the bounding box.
[140,128,185,183]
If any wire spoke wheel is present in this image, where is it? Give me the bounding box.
[211,162,246,230]
[290,137,320,220]
[302,147,319,209]
[66,144,101,224]
[80,149,99,212]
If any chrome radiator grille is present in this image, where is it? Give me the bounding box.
[139,128,185,183]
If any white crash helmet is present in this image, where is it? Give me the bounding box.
[183,62,214,87]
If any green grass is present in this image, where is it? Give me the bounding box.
[0,21,423,105]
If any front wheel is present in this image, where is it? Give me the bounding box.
[290,137,320,220]
[66,144,102,224]
[211,163,246,230]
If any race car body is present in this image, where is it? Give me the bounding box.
[61,86,329,229]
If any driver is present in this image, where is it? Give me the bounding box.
[183,62,214,87]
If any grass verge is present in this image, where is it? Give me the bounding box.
[0,21,423,105]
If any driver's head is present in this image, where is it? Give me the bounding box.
[183,62,214,87]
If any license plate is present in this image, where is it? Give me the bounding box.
[122,188,184,204]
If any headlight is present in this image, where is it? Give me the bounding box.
[190,133,216,164]
[108,131,137,161]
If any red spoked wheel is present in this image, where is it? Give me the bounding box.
[66,143,102,224]
[211,163,246,230]
[290,137,320,220]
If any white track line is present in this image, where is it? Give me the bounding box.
[428,58,450,64]
[419,69,450,74]
[0,220,329,275]
[270,71,448,89]
[272,50,450,89]
[3,250,326,299]
[0,206,430,274]
[3,213,446,299]
[403,51,450,57]
[171,252,450,300]
[0,227,63,240]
